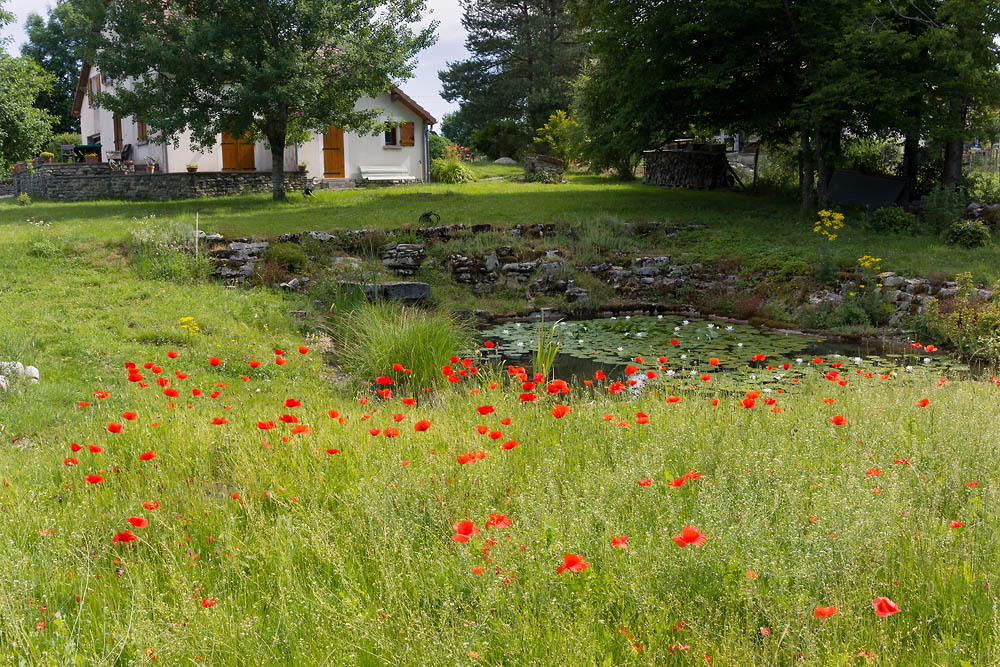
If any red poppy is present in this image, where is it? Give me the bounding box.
[488,430,503,440]
[284,398,301,408]
[499,417,512,425]
[866,468,882,476]
[70,442,82,452]
[476,405,495,415]
[672,525,707,547]
[950,520,963,528]
[167,351,178,359]
[249,360,261,369]
[138,451,156,461]
[275,357,285,366]
[402,398,416,406]
[163,388,178,398]
[966,481,980,487]
[291,424,311,435]
[638,479,652,487]
[501,440,518,450]
[368,428,381,436]
[813,606,838,619]
[740,398,755,409]
[611,535,629,549]
[376,376,393,386]
[550,404,571,419]
[326,448,341,455]
[391,413,405,422]
[127,516,148,528]
[829,415,847,426]
[486,514,512,530]
[107,423,123,434]
[894,457,911,465]
[298,346,309,354]
[556,553,589,573]
[377,388,393,399]
[451,520,479,542]
[519,392,537,402]
[635,412,650,425]
[669,477,687,488]
[87,444,103,453]
[142,501,159,510]
[414,419,431,432]
[257,421,275,430]
[78,401,90,407]
[63,457,78,466]
[85,474,103,484]
[210,417,228,425]
[872,597,900,617]
[916,398,929,407]
[201,597,217,608]
[278,414,299,424]
[112,531,137,544]
[208,357,221,367]
[383,427,399,437]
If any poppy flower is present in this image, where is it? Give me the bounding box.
[85,474,104,484]
[87,444,103,453]
[249,360,261,369]
[672,526,707,547]
[279,414,299,424]
[275,357,285,366]
[451,520,479,542]
[550,404,571,419]
[112,531,137,544]
[519,393,537,402]
[635,413,650,425]
[78,401,90,407]
[377,388,393,398]
[669,477,687,488]
[201,597,217,608]
[383,427,399,438]
[457,452,477,464]
[486,514,512,530]
[950,520,963,528]
[325,448,341,455]
[556,553,589,573]
[966,481,980,487]
[211,417,228,425]
[683,470,702,480]
[414,419,431,432]
[487,430,502,440]
[368,428,381,436]
[138,451,156,461]
[127,516,148,528]
[402,398,416,406]
[476,405,495,415]
[142,501,159,510]
[167,351,179,359]
[501,440,518,450]
[284,398,301,408]
[916,398,929,407]
[894,457,911,465]
[375,376,393,386]
[740,398,755,409]
[208,357,221,367]
[814,606,838,619]
[163,388,179,398]
[290,424,311,435]
[872,597,900,617]
[709,357,719,366]
[257,421,275,430]
[666,396,681,403]
[298,346,309,354]
[63,457,78,466]
[107,423,123,434]
[611,535,629,549]
[866,468,882,476]
[638,479,652,487]
[70,442,82,452]
[391,413,405,422]
[829,415,846,426]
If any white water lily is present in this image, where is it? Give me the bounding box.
[737,343,744,347]
[578,339,584,345]
[625,315,631,320]
[657,314,663,319]
[763,388,772,393]
[674,326,680,332]
[707,323,714,329]
[617,346,624,351]
[905,365,913,372]
[682,320,690,325]
[796,358,803,364]
[853,357,862,364]
[680,354,687,359]
[502,329,510,335]
[517,342,524,347]
[515,323,522,327]
[923,357,931,364]
[726,326,734,331]
[636,332,644,337]
[665,370,676,376]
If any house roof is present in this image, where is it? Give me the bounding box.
[72,61,436,125]
[70,61,92,118]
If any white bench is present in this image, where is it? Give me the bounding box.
[359,165,414,182]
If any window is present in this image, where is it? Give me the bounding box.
[384,127,398,147]
[137,120,148,144]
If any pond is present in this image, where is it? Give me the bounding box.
[478,315,971,389]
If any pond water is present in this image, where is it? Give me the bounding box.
[478,315,972,388]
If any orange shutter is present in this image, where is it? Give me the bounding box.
[400,122,415,146]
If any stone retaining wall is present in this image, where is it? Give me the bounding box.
[0,181,14,197]
[14,163,306,201]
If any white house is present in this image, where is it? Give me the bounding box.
[71,62,436,185]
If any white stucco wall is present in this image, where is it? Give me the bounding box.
[297,92,428,182]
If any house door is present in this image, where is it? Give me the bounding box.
[323,127,345,178]
[113,114,123,151]
[222,132,256,171]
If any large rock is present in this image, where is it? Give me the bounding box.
[340,280,430,303]
[380,243,426,275]
[494,157,517,165]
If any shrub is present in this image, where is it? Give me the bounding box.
[44,133,82,161]
[428,134,450,161]
[945,220,992,249]
[864,207,921,234]
[532,110,585,164]
[913,272,1000,362]
[16,193,30,206]
[430,157,475,184]
[966,173,1000,205]
[332,302,473,389]
[27,239,64,259]
[261,242,310,273]
[922,183,967,235]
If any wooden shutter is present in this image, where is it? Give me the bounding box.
[137,120,147,143]
[113,113,123,151]
[400,122,415,147]
[221,132,237,170]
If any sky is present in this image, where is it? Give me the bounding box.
[0,0,466,124]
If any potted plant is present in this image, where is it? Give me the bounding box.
[84,152,99,164]
[145,156,157,174]
[298,162,308,172]
[186,163,199,173]
[39,152,54,163]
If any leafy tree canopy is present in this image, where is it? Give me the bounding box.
[21,1,85,133]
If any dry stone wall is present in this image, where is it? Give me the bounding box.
[14,163,306,202]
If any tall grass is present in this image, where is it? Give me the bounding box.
[331,302,474,389]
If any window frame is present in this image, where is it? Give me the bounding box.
[383,126,400,148]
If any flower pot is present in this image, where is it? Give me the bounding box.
[187,167,198,173]
[145,165,156,174]
[298,165,307,172]
[85,156,99,164]
[42,156,52,163]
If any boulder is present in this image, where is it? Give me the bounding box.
[380,242,426,275]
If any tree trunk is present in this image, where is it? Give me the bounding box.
[799,128,814,212]
[942,138,964,186]
[269,134,287,201]
[752,143,760,188]
[815,129,828,204]
[900,133,919,202]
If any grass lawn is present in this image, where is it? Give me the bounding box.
[0,181,997,662]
